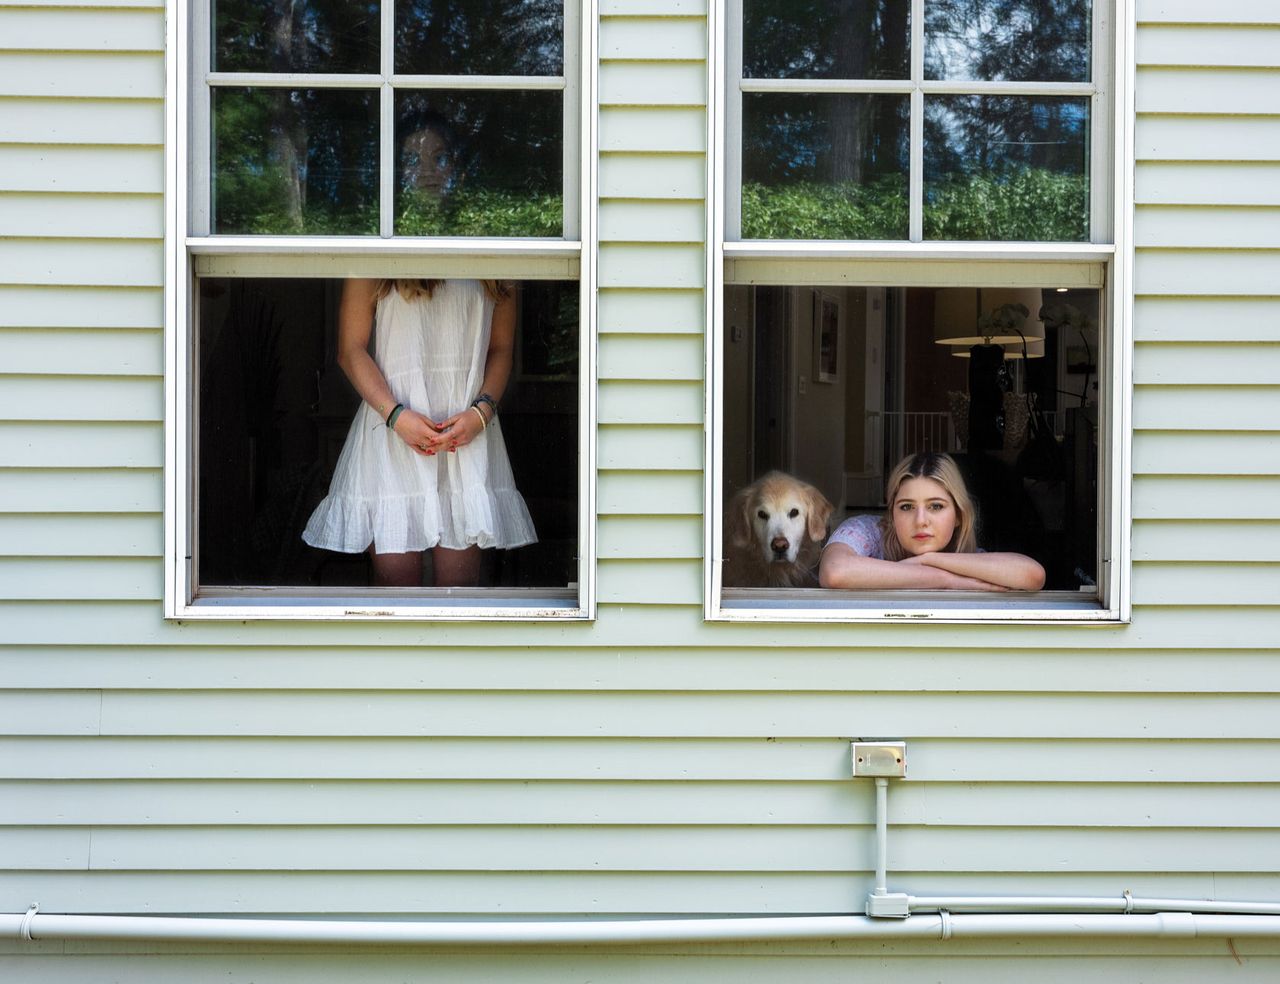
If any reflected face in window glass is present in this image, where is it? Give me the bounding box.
[394,92,564,237]
[400,122,459,197]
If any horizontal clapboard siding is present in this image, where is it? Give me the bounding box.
[9,780,1275,827]
[1,736,1277,782]
[0,6,164,50]
[1126,12,1280,957]
[8,825,1280,872]
[3,951,1280,984]
[0,100,164,145]
[3,870,1272,917]
[1,12,1280,984]
[599,0,701,623]
[5,647,1280,692]
[6,601,1280,647]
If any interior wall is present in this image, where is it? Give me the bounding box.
[722,286,753,498]
[904,288,967,414]
[789,286,847,509]
[842,287,869,481]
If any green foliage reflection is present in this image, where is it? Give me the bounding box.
[924,168,1087,241]
[741,177,907,240]
[396,188,563,237]
[213,89,378,235]
[741,168,1087,241]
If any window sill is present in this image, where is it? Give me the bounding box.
[715,588,1121,624]
[171,586,585,621]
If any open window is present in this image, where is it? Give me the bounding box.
[708,0,1129,621]
[167,0,595,619]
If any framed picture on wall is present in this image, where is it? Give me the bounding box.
[814,290,841,384]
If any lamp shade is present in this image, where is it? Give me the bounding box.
[934,287,1046,346]
[951,338,1045,359]
[982,287,1046,342]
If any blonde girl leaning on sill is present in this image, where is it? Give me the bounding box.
[818,452,1045,592]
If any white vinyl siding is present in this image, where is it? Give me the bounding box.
[5,0,1280,981]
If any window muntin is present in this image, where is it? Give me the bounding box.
[729,0,1100,242]
[199,0,575,238]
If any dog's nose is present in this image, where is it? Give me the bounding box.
[771,536,789,555]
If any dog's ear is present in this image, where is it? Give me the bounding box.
[805,484,834,542]
[725,486,753,549]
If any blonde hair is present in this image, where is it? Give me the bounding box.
[879,452,978,561]
[373,279,512,302]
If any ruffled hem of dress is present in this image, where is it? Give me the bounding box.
[302,487,537,554]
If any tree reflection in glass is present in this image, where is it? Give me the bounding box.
[213,0,380,73]
[213,88,379,234]
[742,94,909,240]
[925,0,1091,82]
[923,96,1089,241]
[742,0,909,80]
[395,0,563,75]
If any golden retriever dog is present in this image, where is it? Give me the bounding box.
[723,472,834,588]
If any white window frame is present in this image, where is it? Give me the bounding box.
[164,0,599,620]
[705,0,1135,623]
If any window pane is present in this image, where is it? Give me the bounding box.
[742,0,910,80]
[721,284,1100,593]
[924,0,1091,82]
[394,91,563,237]
[213,0,380,73]
[198,277,579,589]
[742,94,909,240]
[213,88,379,235]
[923,96,1088,241]
[395,0,563,75]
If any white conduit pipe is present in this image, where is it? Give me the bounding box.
[873,777,889,896]
[909,896,1280,916]
[6,911,1280,946]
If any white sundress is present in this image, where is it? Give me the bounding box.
[303,280,537,554]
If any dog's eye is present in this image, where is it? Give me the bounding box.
[757,510,768,520]
[788,508,800,518]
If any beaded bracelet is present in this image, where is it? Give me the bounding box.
[386,404,405,429]
[472,392,498,414]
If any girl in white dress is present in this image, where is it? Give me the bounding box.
[303,278,536,586]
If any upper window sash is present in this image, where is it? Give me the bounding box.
[725,0,1110,244]
[190,0,581,240]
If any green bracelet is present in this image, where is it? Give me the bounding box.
[386,404,405,429]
